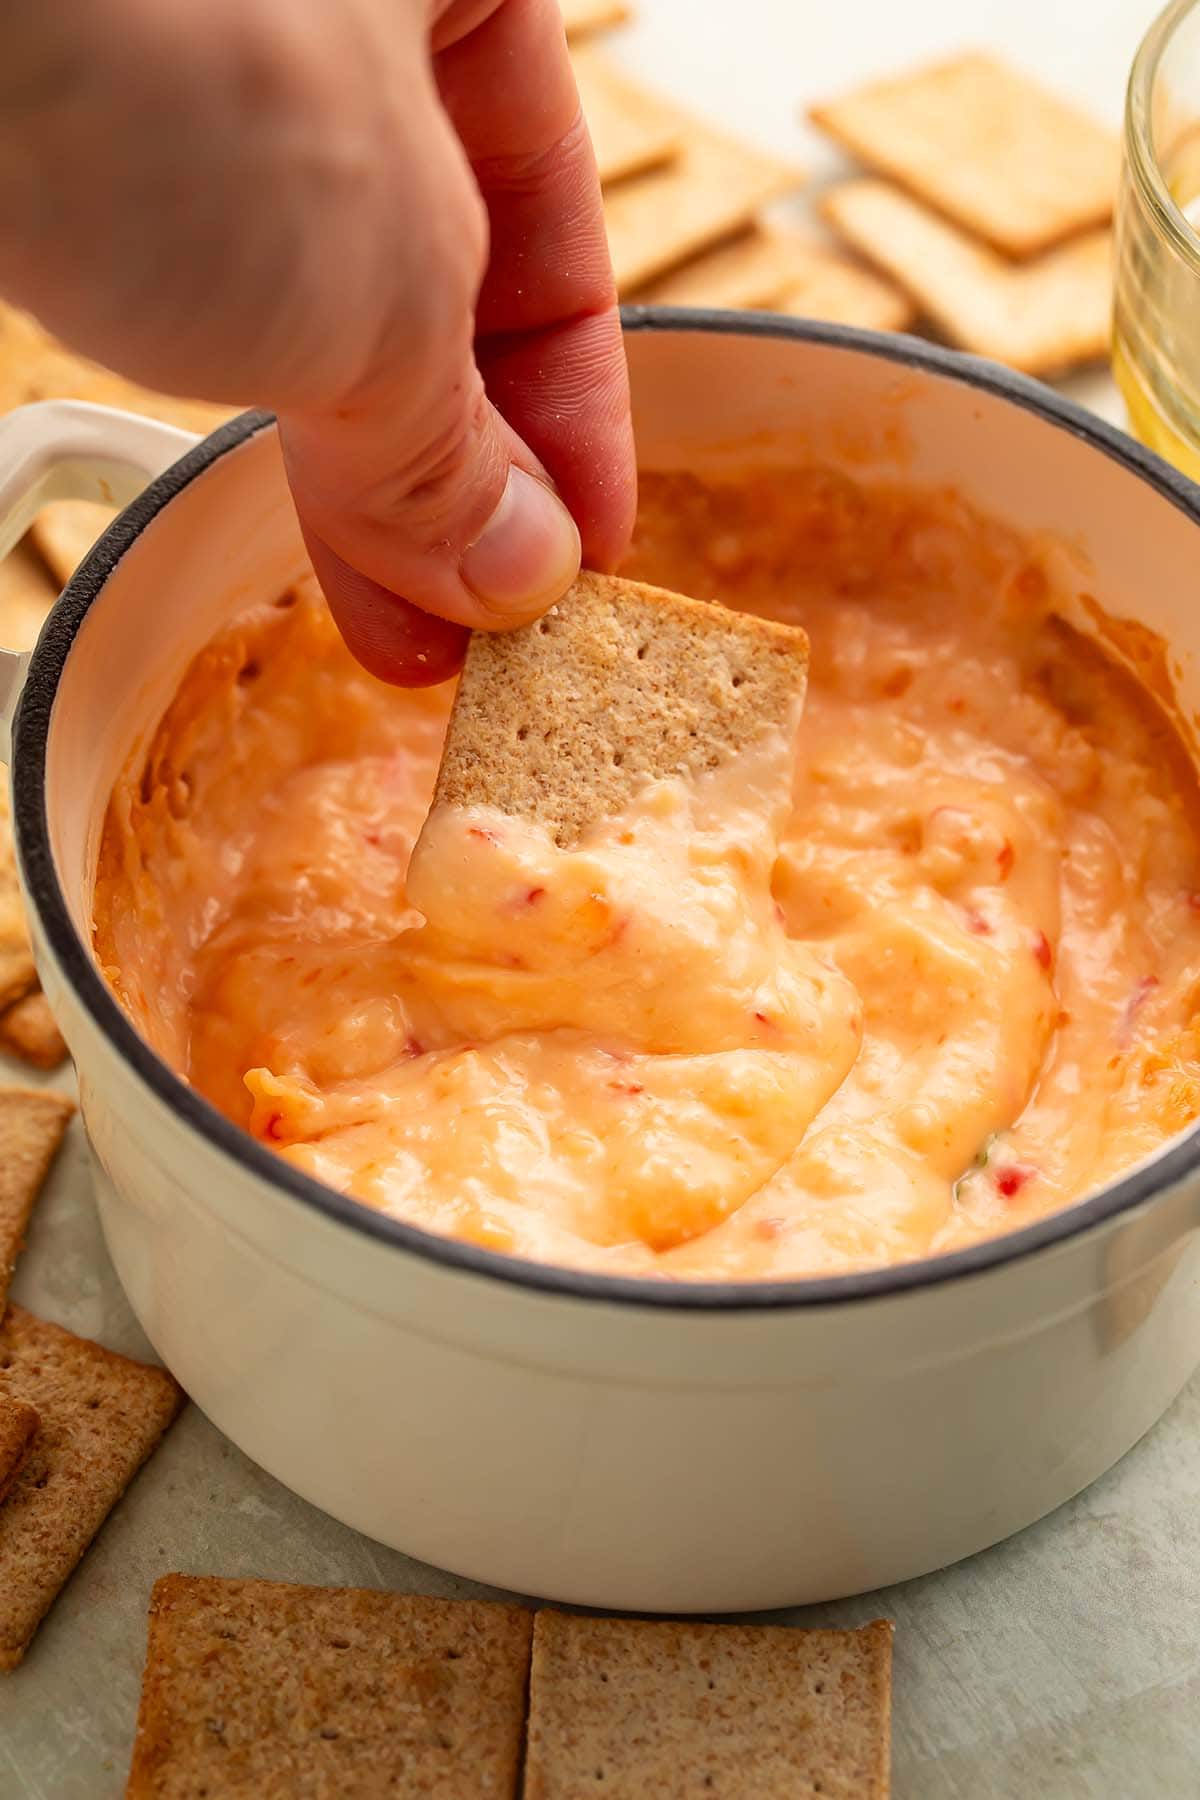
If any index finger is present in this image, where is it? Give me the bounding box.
[433,0,636,570]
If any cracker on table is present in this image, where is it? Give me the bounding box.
[632,222,913,330]
[525,1611,894,1799]
[0,1305,184,1671]
[573,46,680,186]
[0,1393,38,1505]
[433,569,810,847]
[126,1574,533,1798]
[0,989,68,1072]
[30,500,117,590]
[561,0,629,38]
[604,110,801,292]
[0,541,56,653]
[0,302,233,429]
[0,1086,73,1315]
[0,788,37,1015]
[822,179,1111,376]
[810,52,1118,258]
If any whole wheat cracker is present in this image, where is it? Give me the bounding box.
[0,1305,184,1671]
[0,989,69,1072]
[810,52,1118,258]
[126,1574,533,1798]
[0,1086,74,1313]
[432,569,809,847]
[0,541,56,652]
[30,500,117,590]
[573,46,680,186]
[822,179,1110,376]
[561,0,628,38]
[603,107,801,293]
[524,1611,893,1799]
[0,1393,38,1504]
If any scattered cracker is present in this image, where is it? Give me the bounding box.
[0,787,37,1015]
[574,47,680,186]
[632,226,804,309]
[0,989,68,1071]
[810,52,1118,258]
[562,0,629,37]
[0,541,56,652]
[525,1612,893,1798]
[0,1087,73,1313]
[0,302,234,429]
[0,1305,184,1671]
[126,1574,533,1797]
[30,500,117,590]
[433,569,809,846]
[822,179,1111,375]
[0,1394,38,1505]
[604,108,801,292]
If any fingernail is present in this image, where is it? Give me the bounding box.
[460,466,581,618]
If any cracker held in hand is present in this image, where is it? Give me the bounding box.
[0,1394,37,1504]
[0,1305,184,1670]
[573,47,680,186]
[603,109,800,292]
[810,52,1118,258]
[525,1611,893,1799]
[0,1086,73,1313]
[126,1575,533,1798]
[822,179,1111,376]
[433,570,810,847]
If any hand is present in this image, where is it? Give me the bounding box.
[0,0,635,683]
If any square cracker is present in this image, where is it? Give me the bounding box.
[0,989,69,1072]
[561,0,629,38]
[603,108,800,293]
[822,179,1110,376]
[524,1611,894,1798]
[0,1086,74,1313]
[432,569,810,847]
[573,47,680,186]
[0,302,233,430]
[810,52,1118,258]
[126,1574,533,1797]
[0,1304,184,1671]
[0,1393,38,1504]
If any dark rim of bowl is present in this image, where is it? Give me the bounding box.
[13,309,1200,1312]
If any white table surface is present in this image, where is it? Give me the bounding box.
[3,3,1199,1796]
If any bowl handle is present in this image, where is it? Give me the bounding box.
[0,400,198,759]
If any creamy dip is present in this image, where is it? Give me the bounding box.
[93,467,1200,1278]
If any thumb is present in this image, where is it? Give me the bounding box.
[276,99,581,686]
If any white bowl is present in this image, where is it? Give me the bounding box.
[3,314,1200,1613]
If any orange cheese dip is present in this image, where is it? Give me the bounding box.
[93,468,1200,1279]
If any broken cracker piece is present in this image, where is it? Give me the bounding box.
[574,46,680,186]
[0,1086,74,1314]
[604,109,801,293]
[561,0,629,38]
[0,1394,38,1504]
[0,989,68,1072]
[822,179,1110,376]
[30,500,117,590]
[525,1611,894,1799]
[433,569,810,847]
[0,1305,184,1671]
[126,1575,533,1797]
[810,52,1118,258]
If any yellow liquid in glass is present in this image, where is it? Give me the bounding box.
[1113,333,1200,479]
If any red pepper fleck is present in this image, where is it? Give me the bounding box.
[525,886,546,905]
[363,831,381,846]
[773,900,787,927]
[1187,891,1200,915]
[263,1112,285,1141]
[300,967,321,987]
[467,825,498,844]
[609,1080,644,1097]
[947,696,965,713]
[965,908,991,935]
[1118,975,1159,1048]
[994,1163,1035,1199]
[1032,930,1053,971]
[997,841,1014,879]
[754,1216,786,1240]
[404,1035,425,1057]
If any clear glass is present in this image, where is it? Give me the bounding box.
[1114,0,1200,476]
